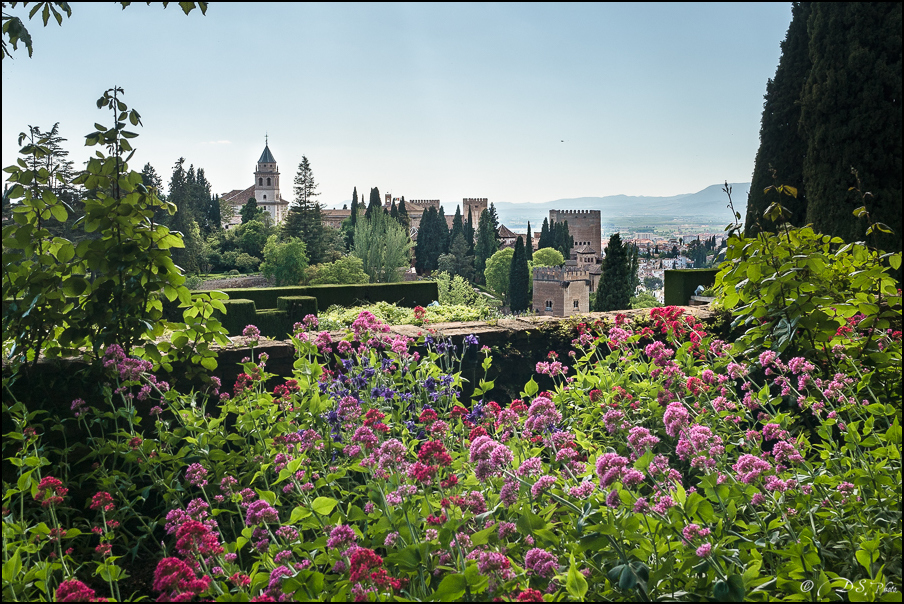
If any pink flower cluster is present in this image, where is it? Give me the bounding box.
[153,557,211,601]
[524,548,558,578]
[469,435,513,481]
[596,453,629,488]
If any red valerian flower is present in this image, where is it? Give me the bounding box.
[348,547,384,583]
[35,476,67,507]
[90,491,115,512]
[55,579,99,602]
[417,441,452,467]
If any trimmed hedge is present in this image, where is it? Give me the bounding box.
[254,309,291,339]
[664,269,720,306]
[213,299,258,337]
[201,282,438,312]
[277,296,318,322]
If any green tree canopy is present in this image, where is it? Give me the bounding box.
[282,156,327,263]
[306,255,369,285]
[594,233,634,312]
[352,207,412,283]
[484,247,514,300]
[474,209,498,284]
[531,247,565,267]
[260,235,309,286]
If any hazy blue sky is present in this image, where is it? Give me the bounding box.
[2,2,792,208]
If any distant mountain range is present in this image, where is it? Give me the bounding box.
[492,183,750,230]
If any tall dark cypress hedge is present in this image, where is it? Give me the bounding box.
[593,233,632,312]
[746,2,812,236]
[509,236,529,312]
[800,2,902,251]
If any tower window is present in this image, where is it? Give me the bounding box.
[263,195,267,200]
[267,177,271,186]
[545,300,553,311]
[258,178,263,186]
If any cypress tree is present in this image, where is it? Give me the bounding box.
[390,200,399,223]
[800,2,902,251]
[508,236,529,312]
[489,203,501,246]
[746,1,812,236]
[415,206,446,273]
[474,209,498,284]
[350,187,359,227]
[397,197,410,233]
[465,207,475,253]
[437,205,450,256]
[594,233,632,312]
[366,187,381,219]
[525,221,533,262]
[538,218,551,250]
[450,205,464,244]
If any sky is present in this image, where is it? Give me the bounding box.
[1,2,792,209]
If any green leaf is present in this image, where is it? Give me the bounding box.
[433,573,467,601]
[855,548,877,572]
[311,497,338,515]
[200,356,217,371]
[288,506,312,523]
[566,554,589,599]
[50,203,68,222]
[523,377,539,397]
[713,574,746,602]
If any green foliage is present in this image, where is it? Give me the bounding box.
[351,207,412,283]
[594,233,634,312]
[644,276,663,290]
[306,255,369,285]
[2,87,229,374]
[716,224,902,362]
[630,291,659,309]
[282,156,328,264]
[432,271,496,309]
[414,206,448,274]
[746,1,811,236]
[484,247,514,300]
[436,232,474,281]
[800,2,902,252]
[532,247,565,268]
[509,236,529,312]
[319,300,495,328]
[240,197,266,224]
[474,209,498,284]
[746,2,902,251]
[260,235,309,287]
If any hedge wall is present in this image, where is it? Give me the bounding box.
[213,299,258,337]
[664,269,720,306]
[277,296,318,321]
[203,282,438,311]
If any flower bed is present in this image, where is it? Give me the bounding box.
[3,307,901,602]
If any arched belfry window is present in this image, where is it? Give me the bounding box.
[263,195,267,200]
[267,178,271,186]
[258,178,263,186]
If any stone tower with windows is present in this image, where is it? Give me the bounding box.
[254,140,285,223]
